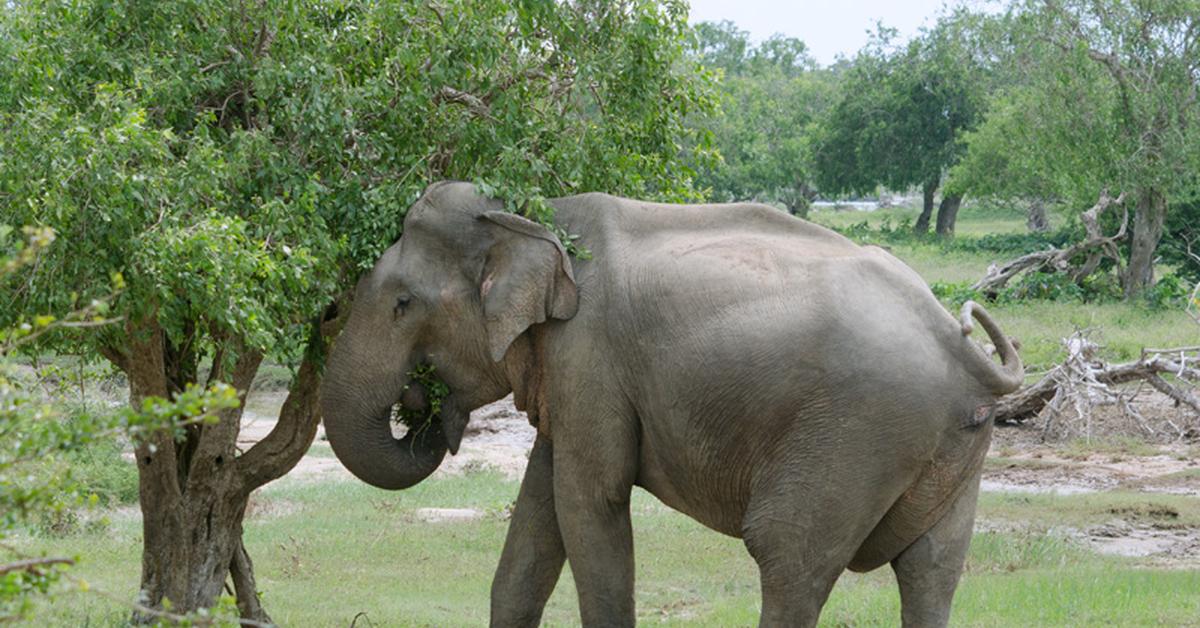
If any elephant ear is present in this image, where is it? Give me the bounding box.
[479,211,578,362]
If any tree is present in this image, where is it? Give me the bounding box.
[0,0,713,620]
[957,0,1200,296]
[0,226,238,623]
[813,13,990,235]
[689,22,834,215]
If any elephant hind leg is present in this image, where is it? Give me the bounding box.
[851,423,991,573]
[741,487,879,628]
[890,476,981,628]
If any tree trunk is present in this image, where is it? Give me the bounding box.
[106,306,347,623]
[914,180,937,234]
[125,322,269,623]
[935,193,964,237]
[1123,188,1167,298]
[1027,198,1049,232]
[783,201,809,218]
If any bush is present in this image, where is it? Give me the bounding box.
[1003,271,1086,302]
[964,230,1074,254]
[930,281,984,308]
[60,436,139,507]
[830,219,1076,257]
[1143,274,1193,310]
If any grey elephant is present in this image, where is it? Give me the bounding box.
[319,182,1023,627]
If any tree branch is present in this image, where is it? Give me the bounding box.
[0,556,75,576]
[434,86,494,120]
[996,337,1200,429]
[186,342,262,495]
[973,190,1127,294]
[237,296,350,491]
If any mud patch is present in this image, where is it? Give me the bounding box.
[984,442,1200,497]
[1086,520,1200,564]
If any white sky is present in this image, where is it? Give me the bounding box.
[686,0,959,65]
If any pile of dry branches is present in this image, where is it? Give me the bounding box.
[995,333,1200,442]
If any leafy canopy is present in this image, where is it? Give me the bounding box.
[813,13,990,197]
[0,0,716,365]
[689,21,834,213]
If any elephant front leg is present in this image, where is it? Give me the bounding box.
[552,418,638,627]
[491,436,566,628]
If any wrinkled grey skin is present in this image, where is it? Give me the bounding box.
[320,182,1023,627]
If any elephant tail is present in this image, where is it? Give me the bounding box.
[959,301,1024,395]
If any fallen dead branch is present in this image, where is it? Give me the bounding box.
[995,333,1200,441]
[973,190,1127,296]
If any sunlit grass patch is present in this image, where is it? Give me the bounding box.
[987,302,1197,371]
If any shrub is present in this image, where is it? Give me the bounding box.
[1143,274,1193,310]
[930,281,985,308]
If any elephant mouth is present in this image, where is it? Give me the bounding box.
[389,379,470,455]
[389,381,434,438]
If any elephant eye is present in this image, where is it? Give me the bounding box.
[394,294,412,317]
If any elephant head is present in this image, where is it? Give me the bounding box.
[319,182,578,490]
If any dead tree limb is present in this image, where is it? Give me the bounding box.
[973,190,1127,295]
[996,334,1200,440]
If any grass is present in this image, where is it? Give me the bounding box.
[989,302,1196,371]
[22,473,1200,627]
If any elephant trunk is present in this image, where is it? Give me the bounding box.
[320,334,447,490]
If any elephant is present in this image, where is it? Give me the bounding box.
[319,181,1023,627]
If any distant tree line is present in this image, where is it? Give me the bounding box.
[688,0,1199,296]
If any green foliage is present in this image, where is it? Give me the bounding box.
[929,281,985,308]
[1161,200,1200,282]
[396,364,450,432]
[0,0,715,366]
[0,227,240,621]
[1142,274,1193,310]
[687,21,832,213]
[954,1,1200,295]
[55,436,140,508]
[813,11,990,198]
[1004,271,1088,302]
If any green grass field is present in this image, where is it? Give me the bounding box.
[24,472,1200,626]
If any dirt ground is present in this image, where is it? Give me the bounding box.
[239,392,538,482]
[240,390,1200,566]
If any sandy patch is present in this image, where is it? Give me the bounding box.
[414,507,484,523]
[433,396,536,481]
[239,392,536,484]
